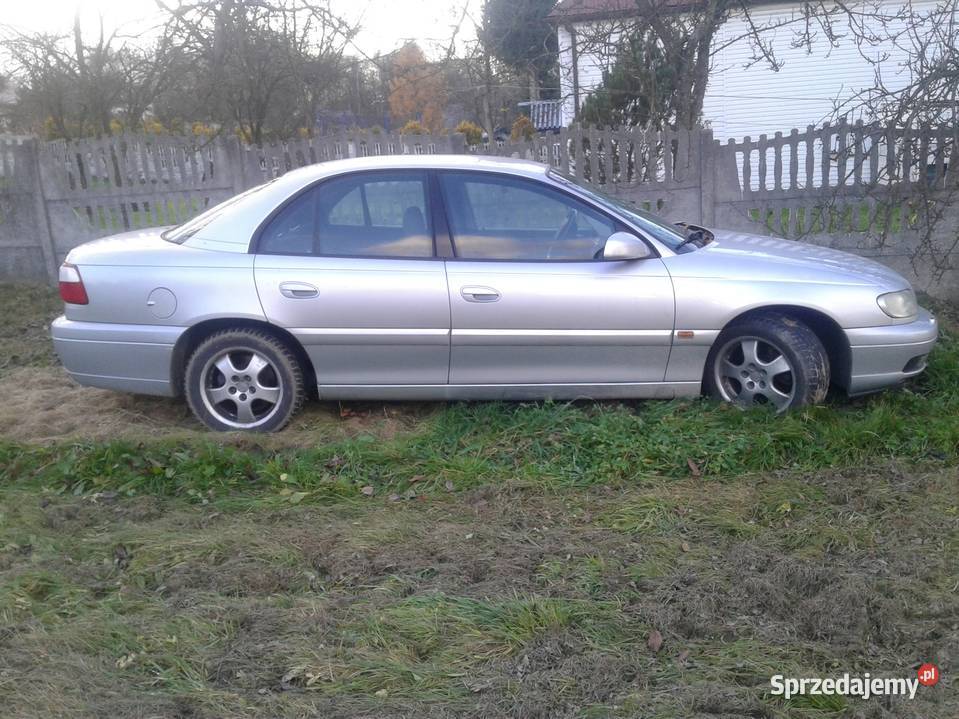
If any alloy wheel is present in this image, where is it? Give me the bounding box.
[200,348,284,429]
[713,335,795,410]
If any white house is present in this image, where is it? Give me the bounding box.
[548,0,945,139]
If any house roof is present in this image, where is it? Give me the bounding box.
[547,0,701,22]
[518,100,564,132]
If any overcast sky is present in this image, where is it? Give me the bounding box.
[1,0,483,60]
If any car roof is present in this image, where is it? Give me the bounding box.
[183,154,552,253]
[281,153,550,183]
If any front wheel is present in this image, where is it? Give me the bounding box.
[185,329,305,432]
[705,313,830,412]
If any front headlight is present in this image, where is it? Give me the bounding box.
[877,289,918,318]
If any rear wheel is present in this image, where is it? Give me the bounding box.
[705,313,829,412]
[185,329,305,432]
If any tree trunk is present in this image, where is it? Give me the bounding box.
[482,52,495,136]
[73,14,86,75]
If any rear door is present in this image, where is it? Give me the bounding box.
[437,171,675,386]
[254,170,450,386]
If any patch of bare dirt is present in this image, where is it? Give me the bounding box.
[36,495,165,533]
[497,638,643,719]
[164,556,310,597]
[0,366,437,446]
[0,367,194,442]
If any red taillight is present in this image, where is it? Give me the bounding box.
[58,263,89,305]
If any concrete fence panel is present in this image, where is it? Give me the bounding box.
[0,123,956,299]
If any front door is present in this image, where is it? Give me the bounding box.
[437,171,674,386]
[254,170,450,386]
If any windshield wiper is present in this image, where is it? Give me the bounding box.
[673,222,713,250]
[674,229,706,250]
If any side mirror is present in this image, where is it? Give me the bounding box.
[602,232,652,261]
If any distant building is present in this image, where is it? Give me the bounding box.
[518,100,564,133]
[547,0,946,138]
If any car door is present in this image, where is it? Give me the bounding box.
[437,170,675,386]
[254,170,450,387]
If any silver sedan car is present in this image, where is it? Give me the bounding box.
[51,155,938,432]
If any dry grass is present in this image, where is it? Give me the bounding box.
[0,366,438,446]
[0,282,62,376]
[0,282,439,446]
[1,466,956,718]
[2,281,958,717]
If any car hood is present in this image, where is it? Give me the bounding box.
[678,229,910,289]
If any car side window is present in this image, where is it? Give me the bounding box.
[318,172,433,258]
[438,172,617,260]
[364,180,428,228]
[257,171,434,258]
[327,186,365,226]
[257,188,317,255]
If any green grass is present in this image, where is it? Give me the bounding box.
[2,464,955,717]
[74,197,202,232]
[0,282,63,375]
[3,325,956,501]
[750,202,918,237]
[1,283,958,717]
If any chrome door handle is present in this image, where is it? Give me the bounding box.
[460,285,500,303]
[279,281,319,299]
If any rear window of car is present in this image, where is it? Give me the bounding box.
[161,182,272,244]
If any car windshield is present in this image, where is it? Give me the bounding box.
[548,171,691,250]
[161,181,273,243]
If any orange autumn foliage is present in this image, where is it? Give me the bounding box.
[388,43,447,133]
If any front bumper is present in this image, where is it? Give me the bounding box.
[844,309,939,395]
[51,316,184,397]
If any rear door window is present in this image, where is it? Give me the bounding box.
[257,171,434,258]
[319,172,433,258]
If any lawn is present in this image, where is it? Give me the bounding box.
[0,282,956,718]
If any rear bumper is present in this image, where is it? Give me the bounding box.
[844,309,938,396]
[50,316,184,397]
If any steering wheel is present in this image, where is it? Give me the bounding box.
[545,210,579,259]
[555,210,578,242]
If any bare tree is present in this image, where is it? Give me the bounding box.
[0,73,13,130]
[112,41,183,131]
[1,14,181,137]
[453,5,541,138]
[1,31,79,137]
[155,0,357,143]
[804,0,959,279]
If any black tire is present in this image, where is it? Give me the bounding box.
[185,328,305,432]
[704,312,829,412]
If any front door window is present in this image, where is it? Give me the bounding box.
[438,172,618,261]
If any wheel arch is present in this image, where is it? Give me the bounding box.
[717,305,851,390]
[171,318,316,397]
